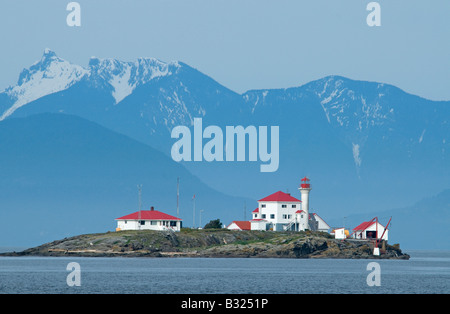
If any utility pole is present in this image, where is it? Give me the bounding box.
[177,177,180,218]
[199,210,204,229]
[137,184,142,230]
[192,194,196,229]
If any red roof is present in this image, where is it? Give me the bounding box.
[252,207,259,213]
[116,210,181,221]
[301,177,310,182]
[258,191,301,203]
[353,221,375,231]
[228,221,251,230]
[295,210,305,214]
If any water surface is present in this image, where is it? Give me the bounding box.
[0,250,448,293]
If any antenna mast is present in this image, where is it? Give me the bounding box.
[177,177,180,218]
[192,194,196,229]
[137,184,142,230]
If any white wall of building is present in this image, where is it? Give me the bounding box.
[117,220,181,232]
[251,220,267,231]
[313,214,331,232]
[295,211,309,231]
[334,228,347,240]
[353,222,388,240]
[258,202,298,224]
[257,201,310,231]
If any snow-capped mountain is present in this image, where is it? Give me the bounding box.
[0,49,88,120]
[88,56,181,104]
[0,49,243,143]
[0,49,182,120]
[0,49,449,217]
[244,75,449,171]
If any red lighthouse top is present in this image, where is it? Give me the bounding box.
[300,176,311,189]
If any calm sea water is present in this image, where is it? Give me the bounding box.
[0,250,448,294]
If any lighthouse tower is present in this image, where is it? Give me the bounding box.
[299,177,312,230]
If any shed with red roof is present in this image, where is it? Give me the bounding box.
[352,220,388,240]
[227,221,251,231]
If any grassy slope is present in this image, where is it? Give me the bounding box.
[2,228,410,259]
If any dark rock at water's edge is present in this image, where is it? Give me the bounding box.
[0,230,410,260]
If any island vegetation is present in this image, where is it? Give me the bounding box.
[1,228,410,259]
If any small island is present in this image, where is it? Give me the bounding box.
[1,229,410,259]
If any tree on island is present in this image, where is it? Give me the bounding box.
[204,219,222,229]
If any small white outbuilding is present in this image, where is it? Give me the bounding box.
[352,220,388,241]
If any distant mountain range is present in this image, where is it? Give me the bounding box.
[0,49,449,247]
[0,113,252,247]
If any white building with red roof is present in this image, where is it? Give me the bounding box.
[352,220,388,241]
[310,213,331,233]
[227,221,251,231]
[251,191,308,231]
[115,206,182,232]
[246,177,330,232]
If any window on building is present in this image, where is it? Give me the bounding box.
[262,214,266,219]
[124,221,127,224]
[151,221,157,225]
[140,220,145,225]
[270,214,275,219]
[281,204,287,208]
[170,221,177,227]
[261,204,266,208]
[292,205,296,208]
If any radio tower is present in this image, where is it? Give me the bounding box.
[137,184,142,230]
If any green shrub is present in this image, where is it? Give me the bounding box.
[204,219,223,229]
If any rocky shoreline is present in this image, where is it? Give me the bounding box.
[1,229,410,259]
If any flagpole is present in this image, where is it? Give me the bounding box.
[137,184,142,230]
[193,195,196,229]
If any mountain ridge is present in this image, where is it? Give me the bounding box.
[0,49,448,248]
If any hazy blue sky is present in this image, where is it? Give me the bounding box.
[0,0,449,100]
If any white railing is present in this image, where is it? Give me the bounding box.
[284,218,297,231]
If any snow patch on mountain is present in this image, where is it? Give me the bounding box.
[0,50,182,116]
[109,65,133,104]
[0,49,88,120]
[419,129,426,143]
[89,57,179,104]
[352,143,362,167]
